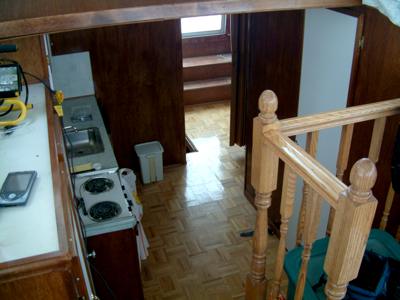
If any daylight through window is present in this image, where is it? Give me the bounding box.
[181,15,226,38]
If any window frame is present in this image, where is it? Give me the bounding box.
[181,15,227,39]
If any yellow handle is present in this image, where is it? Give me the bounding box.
[0,99,27,127]
[0,103,33,111]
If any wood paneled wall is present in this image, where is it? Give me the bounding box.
[87,228,144,300]
[50,21,186,168]
[0,36,48,84]
[344,7,400,234]
[237,11,305,232]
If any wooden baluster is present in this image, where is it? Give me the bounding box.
[368,117,387,163]
[294,188,322,300]
[296,131,319,246]
[246,90,280,300]
[324,158,378,300]
[269,165,297,300]
[327,124,354,236]
[335,124,355,181]
[380,183,395,230]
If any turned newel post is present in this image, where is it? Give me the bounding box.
[324,158,378,300]
[246,90,280,300]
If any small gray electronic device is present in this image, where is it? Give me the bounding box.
[0,171,37,206]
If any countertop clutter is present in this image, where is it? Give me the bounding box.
[0,84,59,263]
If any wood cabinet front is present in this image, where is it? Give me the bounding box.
[87,227,144,300]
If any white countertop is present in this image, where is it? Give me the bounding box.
[0,84,59,263]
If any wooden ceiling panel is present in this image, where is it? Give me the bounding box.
[0,0,361,39]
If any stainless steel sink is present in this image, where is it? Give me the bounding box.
[65,127,104,157]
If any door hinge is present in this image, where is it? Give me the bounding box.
[359,35,365,50]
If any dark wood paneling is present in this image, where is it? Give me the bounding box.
[0,36,48,84]
[344,7,400,235]
[240,11,305,232]
[230,14,249,147]
[50,21,186,168]
[87,228,144,300]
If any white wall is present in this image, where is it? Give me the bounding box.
[287,9,358,249]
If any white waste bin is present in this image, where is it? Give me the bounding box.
[134,141,164,184]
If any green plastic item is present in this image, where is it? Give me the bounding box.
[284,229,400,300]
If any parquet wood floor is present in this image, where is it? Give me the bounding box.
[139,102,283,300]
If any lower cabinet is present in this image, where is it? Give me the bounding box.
[87,227,144,300]
[0,270,79,300]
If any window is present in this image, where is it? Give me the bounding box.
[181,15,226,38]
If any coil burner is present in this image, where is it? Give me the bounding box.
[89,201,122,222]
[84,178,114,194]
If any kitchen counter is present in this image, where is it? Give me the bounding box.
[0,84,94,299]
[0,84,59,263]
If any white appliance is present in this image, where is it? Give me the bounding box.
[74,170,136,237]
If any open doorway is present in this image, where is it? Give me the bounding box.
[139,16,258,299]
[181,15,233,154]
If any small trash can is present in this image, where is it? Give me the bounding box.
[134,141,164,184]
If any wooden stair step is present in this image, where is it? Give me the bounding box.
[184,77,231,91]
[183,54,232,82]
[183,53,232,68]
[183,77,231,105]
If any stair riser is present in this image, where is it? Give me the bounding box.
[184,84,231,106]
[183,63,231,82]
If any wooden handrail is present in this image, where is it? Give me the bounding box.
[264,132,346,209]
[277,98,400,136]
[248,90,400,300]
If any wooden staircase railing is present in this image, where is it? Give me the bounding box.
[246,90,400,300]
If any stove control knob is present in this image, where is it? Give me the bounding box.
[87,250,96,259]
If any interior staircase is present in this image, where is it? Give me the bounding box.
[183,53,232,105]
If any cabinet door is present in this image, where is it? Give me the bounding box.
[87,228,144,300]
